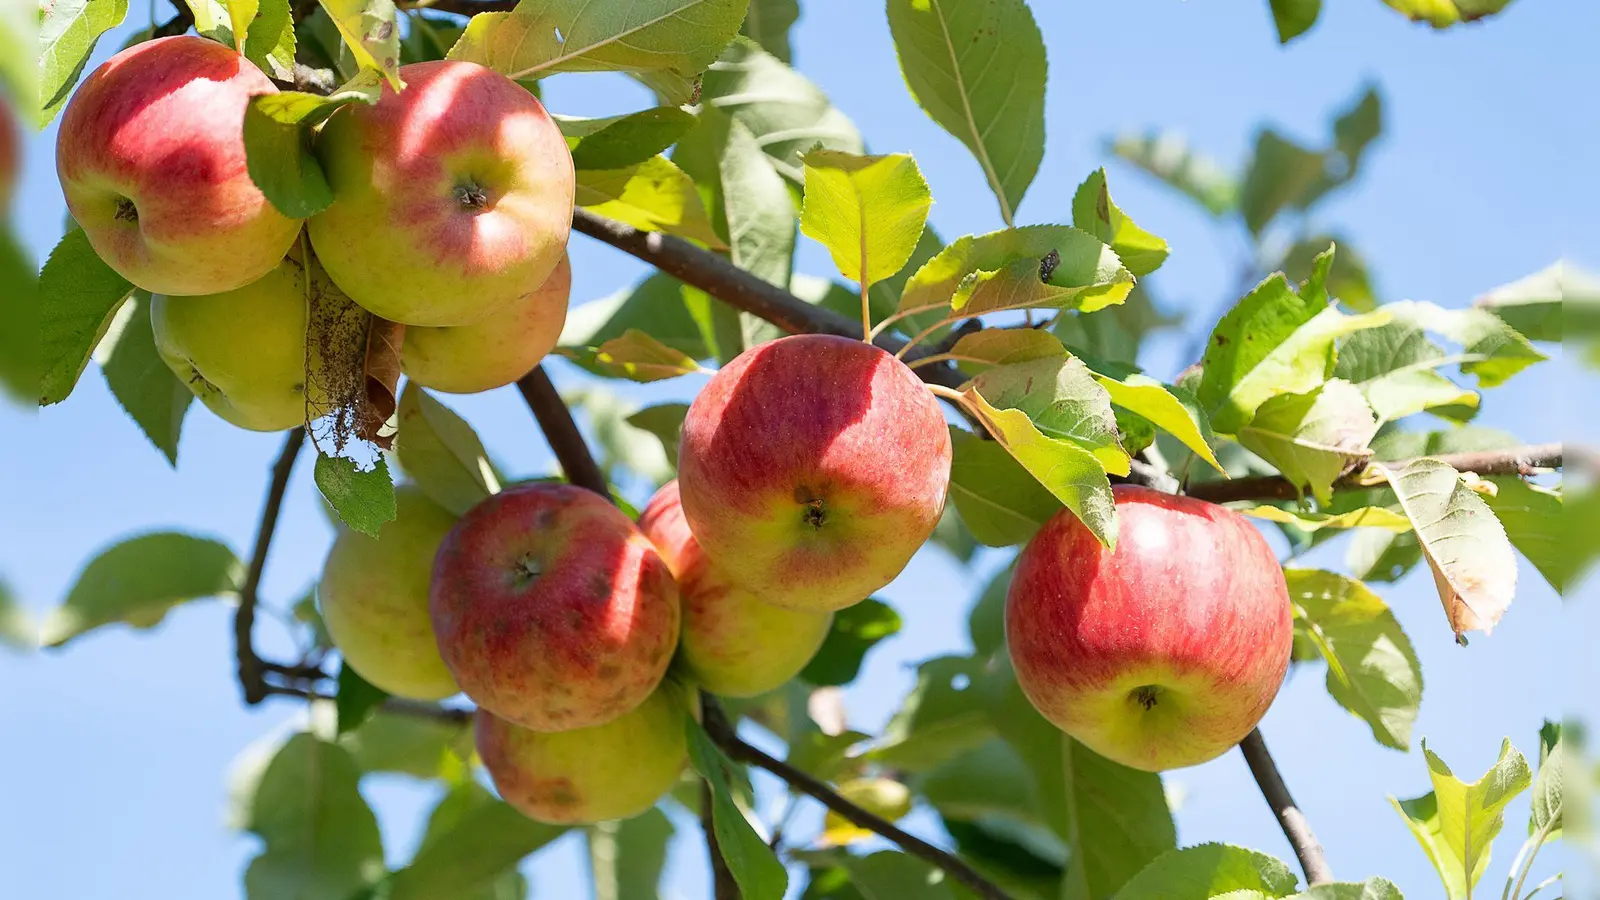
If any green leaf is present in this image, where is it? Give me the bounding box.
[556,108,700,172]
[1269,0,1322,41]
[710,109,795,288]
[887,0,1046,224]
[822,780,914,847]
[335,659,389,736]
[1390,739,1531,899]
[1528,727,1562,838]
[963,393,1118,549]
[1330,86,1383,185]
[1379,458,1517,639]
[1242,505,1410,532]
[184,0,240,48]
[243,0,296,80]
[565,386,674,486]
[739,0,798,61]
[244,103,335,219]
[1381,0,1514,28]
[800,150,932,292]
[1071,169,1169,277]
[957,238,1134,318]
[969,356,1130,476]
[39,227,135,405]
[872,655,996,772]
[562,329,705,382]
[1333,319,1478,423]
[967,561,1012,657]
[947,428,1061,547]
[843,851,958,899]
[1295,880,1403,899]
[575,155,726,248]
[448,0,749,95]
[686,719,789,899]
[385,780,565,900]
[561,273,710,359]
[39,0,129,122]
[945,329,1067,375]
[801,598,902,687]
[405,781,533,900]
[589,808,674,900]
[1094,373,1222,474]
[0,231,38,404]
[1237,379,1377,503]
[394,385,500,517]
[1383,300,1546,388]
[1283,235,1377,312]
[1483,477,1568,593]
[315,0,403,89]
[873,227,949,339]
[1054,282,1181,367]
[1286,569,1423,751]
[901,227,1131,323]
[243,734,384,900]
[315,454,398,539]
[1473,260,1581,343]
[338,708,471,779]
[1109,130,1238,216]
[96,293,191,465]
[1114,844,1300,899]
[1239,129,1328,234]
[43,532,242,647]
[0,578,37,652]
[625,403,690,473]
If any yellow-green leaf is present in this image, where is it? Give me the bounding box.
[562,329,704,382]
[1390,739,1531,899]
[1242,505,1411,532]
[1093,372,1222,473]
[575,156,727,249]
[316,0,402,90]
[820,779,912,847]
[1237,379,1377,504]
[969,356,1129,476]
[900,225,1132,321]
[799,150,931,290]
[946,327,1067,374]
[1071,168,1168,277]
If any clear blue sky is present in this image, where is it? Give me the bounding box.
[3,1,1592,897]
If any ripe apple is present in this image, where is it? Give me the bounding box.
[56,36,302,295]
[309,60,574,327]
[151,246,352,432]
[639,479,833,697]
[430,483,680,731]
[319,486,459,700]
[1006,486,1293,772]
[476,683,691,824]
[402,253,570,394]
[677,334,951,612]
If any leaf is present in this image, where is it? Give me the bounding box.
[842,851,957,899]
[1390,739,1531,899]
[243,734,384,900]
[0,578,37,651]
[625,404,690,473]
[1474,260,1582,343]
[385,780,565,900]
[1054,282,1181,368]
[43,532,242,647]
[315,454,398,539]
[967,561,1012,656]
[801,598,902,687]
[1242,506,1411,532]
[184,0,239,47]
[405,781,532,900]
[1283,235,1377,312]
[901,226,1132,324]
[710,109,795,287]
[1239,129,1328,234]
[394,385,500,516]
[1381,0,1514,28]
[39,0,129,122]
[1269,0,1322,42]
[1094,373,1222,473]
[360,318,403,449]
[333,660,389,736]
[1528,727,1562,839]
[244,0,296,80]
[561,272,710,359]
[338,709,470,779]
[575,156,726,248]
[588,808,674,900]
[1295,880,1403,900]
[1114,844,1300,899]
[1238,380,1377,503]
[448,0,750,92]
[564,329,704,382]
[887,0,1046,224]
[1383,300,1545,388]
[945,329,1067,374]
[1332,319,1477,423]
[96,293,192,465]
[39,227,135,405]
[821,780,914,847]
[1379,458,1517,639]
[739,0,798,61]
[1483,477,1568,593]
[947,429,1061,547]
[962,393,1117,549]
[243,102,335,219]
[1285,569,1423,750]
[316,0,403,89]
[560,108,700,171]
[1109,130,1238,216]
[1071,169,1169,277]
[968,356,1129,476]
[686,719,789,899]
[872,656,995,772]
[800,150,932,291]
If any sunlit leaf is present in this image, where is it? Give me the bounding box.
[1237,379,1377,503]
[800,150,931,291]
[1389,739,1531,899]
[1071,168,1168,277]
[43,532,242,647]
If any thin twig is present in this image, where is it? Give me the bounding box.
[1239,729,1334,887]
[236,428,307,705]
[1188,443,1564,504]
[702,780,740,900]
[702,704,1012,900]
[515,365,612,500]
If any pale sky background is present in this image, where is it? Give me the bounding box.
[2,1,1594,898]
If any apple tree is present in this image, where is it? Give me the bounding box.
[10,0,1584,898]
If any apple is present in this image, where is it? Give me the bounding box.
[676,334,951,612]
[1006,486,1293,772]
[639,479,833,697]
[402,253,570,394]
[56,36,301,295]
[309,60,574,327]
[151,246,353,432]
[430,483,680,731]
[319,485,459,700]
[476,683,691,824]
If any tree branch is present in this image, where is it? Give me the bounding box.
[701,703,1013,900]
[1187,443,1564,504]
[401,0,517,13]
[515,364,612,499]
[237,427,307,705]
[1239,729,1334,887]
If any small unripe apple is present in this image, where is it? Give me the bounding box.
[430,483,680,731]
[677,334,951,612]
[1007,486,1293,772]
[319,486,459,700]
[309,60,574,326]
[476,683,691,824]
[56,36,302,295]
[151,247,348,432]
[402,253,570,394]
[639,479,833,697]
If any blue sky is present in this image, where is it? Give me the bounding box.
[3,1,1593,897]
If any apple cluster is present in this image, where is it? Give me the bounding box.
[55,37,576,431]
